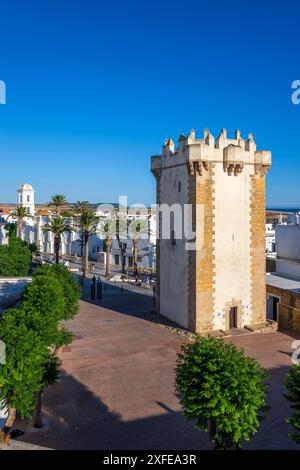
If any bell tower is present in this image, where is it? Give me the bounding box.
[17,183,35,216]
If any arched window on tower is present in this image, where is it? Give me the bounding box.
[27,195,30,202]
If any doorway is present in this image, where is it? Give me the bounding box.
[267,295,279,321]
[229,306,238,329]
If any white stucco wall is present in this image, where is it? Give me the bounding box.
[213,164,252,329]
[276,224,300,261]
[0,277,32,310]
[276,259,300,281]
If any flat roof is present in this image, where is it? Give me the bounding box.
[266,273,300,292]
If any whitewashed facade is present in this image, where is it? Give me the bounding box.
[0,184,156,270]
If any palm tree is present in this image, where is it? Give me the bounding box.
[128,218,151,278]
[7,206,34,240]
[42,216,71,264]
[98,217,117,277]
[72,201,90,261]
[48,194,68,216]
[74,204,100,277]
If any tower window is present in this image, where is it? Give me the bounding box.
[27,195,30,202]
[178,181,181,192]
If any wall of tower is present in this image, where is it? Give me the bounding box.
[250,174,267,324]
[159,162,189,328]
[188,165,214,333]
[213,161,252,331]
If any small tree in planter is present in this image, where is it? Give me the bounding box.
[0,308,46,441]
[175,337,269,449]
[20,270,76,428]
[284,364,300,444]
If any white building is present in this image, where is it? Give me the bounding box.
[265,223,276,253]
[275,213,300,280]
[266,212,300,331]
[0,184,156,271]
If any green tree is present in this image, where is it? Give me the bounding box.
[21,266,80,428]
[48,194,68,216]
[285,364,300,443]
[0,308,47,440]
[4,223,17,241]
[0,238,32,277]
[42,216,71,264]
[175,337,269,449]
[0,266,80,436]
[33,264,81,320]
[7,206,34,240]
[21,274,66,343]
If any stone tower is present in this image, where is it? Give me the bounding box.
[151,129,271,334]
[17,183,35,216]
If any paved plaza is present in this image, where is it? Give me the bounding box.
[14,281,300,450]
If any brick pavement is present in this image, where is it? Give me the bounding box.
[14,282,300,450]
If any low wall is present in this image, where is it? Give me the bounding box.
[0,277,32,311]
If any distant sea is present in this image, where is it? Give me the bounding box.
[267,208,300,213]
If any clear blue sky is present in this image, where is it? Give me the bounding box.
[0,0,299,207]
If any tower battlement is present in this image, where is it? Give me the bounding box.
[152,128,271,178]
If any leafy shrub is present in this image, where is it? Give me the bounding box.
[175,337,269,449]
[285,364,300,443]
[4,223,17,241]
[0,238,31,277]
[21,274,66,345]
[0,264,80,435]
[33,264,81,319]
[0,308,47,420]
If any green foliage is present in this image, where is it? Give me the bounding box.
[0,264,80,426]
[285,364,300,443]
[33,264,81,319]
[21,274,66,345]
[0,238,31,276]
[0,308,47,418]
[175,337,269,449]
[4,223,17,241]
[27,242,40,256]
[48,194,68,215]
[42,353,62,387]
